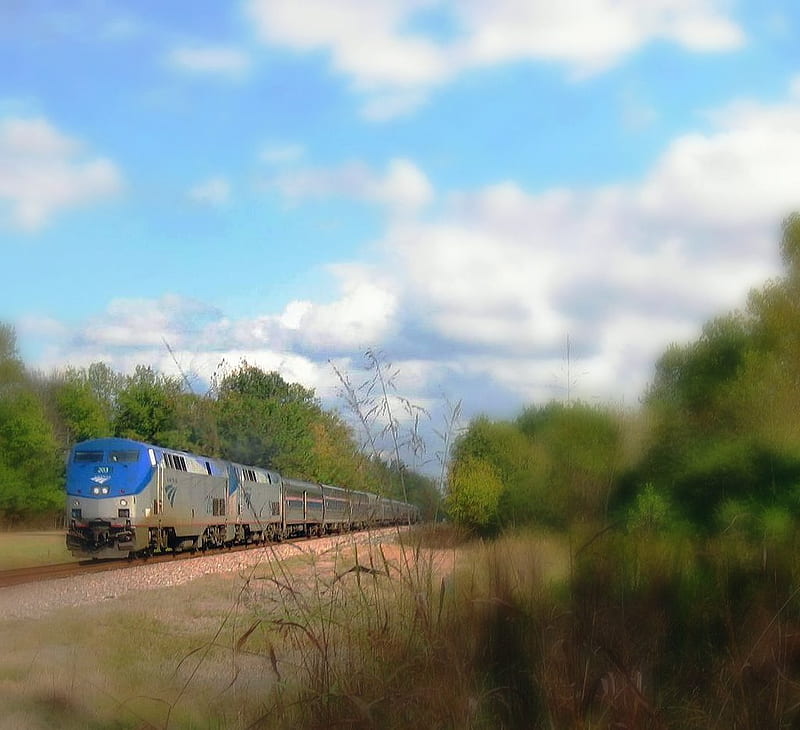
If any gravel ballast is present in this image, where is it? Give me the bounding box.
[0,528,404,622]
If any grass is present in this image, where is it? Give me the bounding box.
[0,530,75,570]
[0,529,479,729]
[0,562,285,728]
[5,524,800,728]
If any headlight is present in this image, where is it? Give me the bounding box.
[119,498,127,507]
[92,487,101,495]
[73,500,80,506]
[101,487,109,495]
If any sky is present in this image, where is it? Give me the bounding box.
[2,0,800,451]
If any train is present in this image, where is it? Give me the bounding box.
[65,437,420,559]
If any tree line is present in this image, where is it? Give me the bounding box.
[448,214,800,537]
[0,338,439,525]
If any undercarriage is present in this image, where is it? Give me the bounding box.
[67,519,136,557]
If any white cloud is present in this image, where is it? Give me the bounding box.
[377,159,435,212]
[167,45,251,77]
[16,314,69,340]
[78,295,220,350]
[271,157,434,215]
[246,0,743,118]
[246,0,452,86]
[456,0,742,74]
[28,80,800,418]
[194,265,398,356]
[290,264,398,350]
[640,98,800,228]
[188,176,231,207]
[365,80,800,402]
[0,117,123,231]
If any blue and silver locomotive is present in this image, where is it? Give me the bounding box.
[65,437,419,559]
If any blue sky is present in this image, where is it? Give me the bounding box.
[2,0,800,444]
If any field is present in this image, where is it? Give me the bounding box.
[0,527,509,729]
[1,568,275,729]
[3,524,800,728]
[0,531,75,570]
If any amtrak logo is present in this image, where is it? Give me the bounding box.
[165,483,177,507]
[90,475,111,485]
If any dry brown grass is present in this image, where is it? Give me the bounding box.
[0,529,480,729]
[22,526,798,729]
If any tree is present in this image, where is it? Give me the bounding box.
[0,324,62,522]
[114,366,187,447]
[308,410,368,487]
[447,404,623,532]
[780,211,800,276]
[85,362,124,416]
[446,455,504,532]
[516,402,623,527]
[214,362,320,475]
[632,213,800,528]
[0,323,25,386]
[179,391,222,457]
[49,367,113,446]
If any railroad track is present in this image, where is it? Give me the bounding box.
[0,559,117,588]
[0,528,407,589]
[0,540,291,589]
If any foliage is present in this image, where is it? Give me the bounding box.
[633,214,800,529]
[0,327,62,522]
[113,365,187,448]
[450,416,538,525]
[214,362,320,476]
[49,367,113,446]
[448,403,623,531]
[0,323,25,385]
[0,337,440,522]
[517,402,623,525]
[627,482,674,531]
[446,455,504,531]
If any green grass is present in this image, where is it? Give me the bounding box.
[0,530,75,569]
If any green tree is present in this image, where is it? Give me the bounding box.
[633,213,800,528]
[449,416,533,523]
[85,362,124,420]
[517,402,623,526]
[114,365,187,447]
[0,389,63,521]
[448,404,623,531]
[179,391,222,457]
[214,362,320,476]
[446,455,504,532]
[0,323,25,385]
[0,324,62,522]
[306,409,381,490]
[49,367,113,446]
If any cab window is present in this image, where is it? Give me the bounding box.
[111,450,139,463]
[74,450,103,463]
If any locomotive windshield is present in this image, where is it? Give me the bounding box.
[73,450,103,463]
[110,450,139,463]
